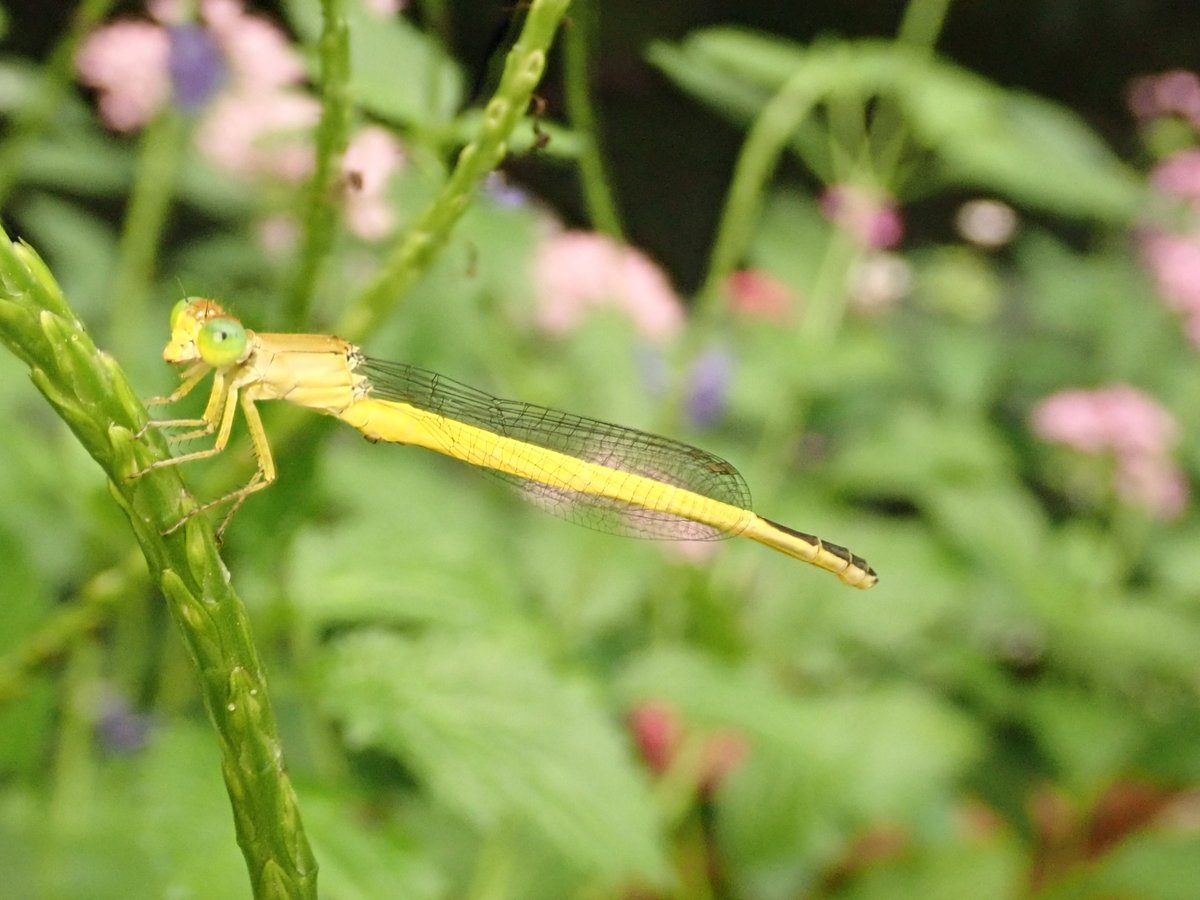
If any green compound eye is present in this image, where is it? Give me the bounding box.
[196,317,247,367]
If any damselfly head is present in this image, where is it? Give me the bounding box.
[163,297,233,365]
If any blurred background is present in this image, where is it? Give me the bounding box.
[1,0,1199,897]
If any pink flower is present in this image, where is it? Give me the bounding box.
[1032,386,1177,457]
[1116,454,1189,521]
[532,231,684,341]
[1139,231,1200,340]
[1127,69,1200,129]
[1032,389,1116,454]
[820,184,904,249]
[1032,386,1187,520]
[1151,150,1200,205]
[195,91,318,181]
[724,269,797,321]
[627,701,747,795]
[76,21,170,131]
[1100,391,1179,458]
[629,701,681,774]
[77,1,318,182]
[201,0,305,92]
[340,126,407,240]
[1139,152,1200,345]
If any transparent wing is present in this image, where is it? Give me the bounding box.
[359,358,752,541]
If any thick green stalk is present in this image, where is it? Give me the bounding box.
[336,0,572,342]
[0,229,317,899]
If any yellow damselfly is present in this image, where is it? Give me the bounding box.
[134,298,877,588]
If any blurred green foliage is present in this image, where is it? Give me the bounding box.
[0,0,1198,897]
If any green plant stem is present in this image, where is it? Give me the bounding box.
[0,0,117,207]
[109,112,185,363]
[563,0,623,237]
[336,0,572,343]
[126,0,575,556]
[416,0,452,59]
[0,230,317,899]
[742,236,861,487]
[694,63,819,327]
[224,0,573,555]
[805,226,860,344]
[897,0,954,51]
[281,0,351,328]
[868,0,952,184]
[49,639,102,834]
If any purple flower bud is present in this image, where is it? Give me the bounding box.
[687,346,733,429]
[168,23,226,111]
[96,691,152,754]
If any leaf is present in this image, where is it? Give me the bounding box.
[343,9,464,125]
[833,405,1014,500]
[619,648,984,897]
[285,0,464,125]
[649,29,1145,222]
[289,442,527,633]
[903,70,1145,221]
[0,520,55,778]
[925,480,1052,584]
[18,133,133,197]
[840,834,1025,900]
[647,40,774,126]
[134,724,252,897]
[1061,600,1200,692]
[0,723,251,897]
[1034,830,1200,900]
[301,790,445,900]
[617,648,981,872]
[319,630,668,886]
[1022,682,1141,787]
